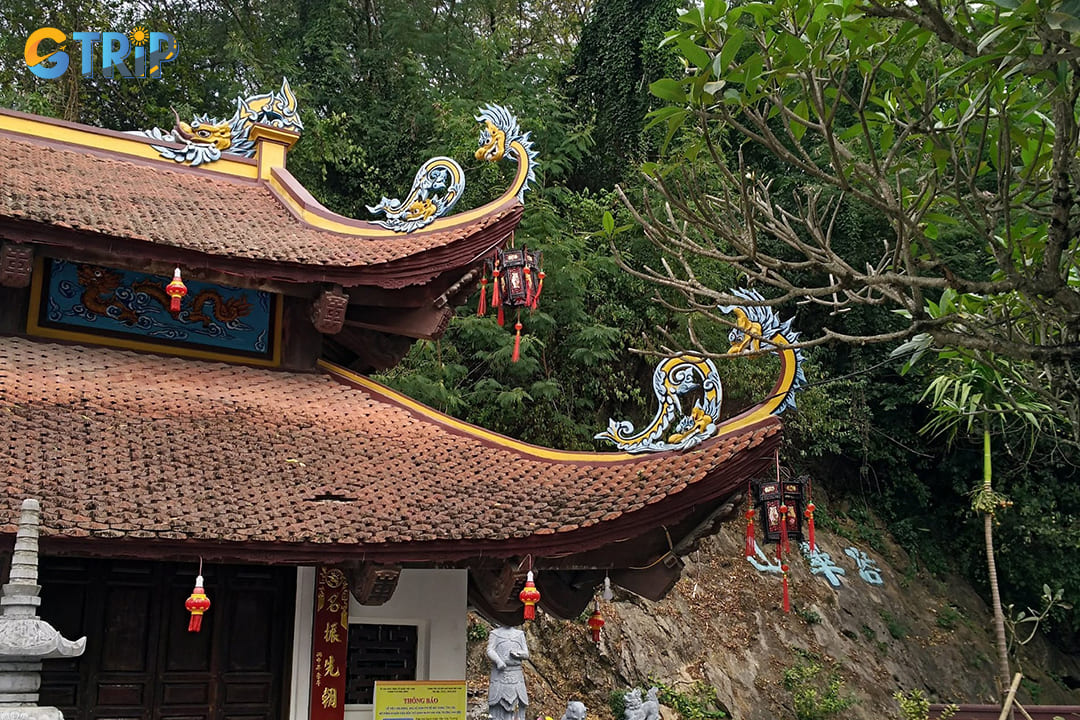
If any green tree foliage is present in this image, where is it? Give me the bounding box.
[606,0,1080,650]
[2,0,1077,655]
[564,0,680,190]
[619,0,1080,438]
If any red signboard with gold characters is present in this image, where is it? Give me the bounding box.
[311,567,349,720]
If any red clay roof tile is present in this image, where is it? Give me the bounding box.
[0,131,521,280]
[0,336,782,558]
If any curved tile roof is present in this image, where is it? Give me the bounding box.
[0,126,521,285]
[0,337,781,560]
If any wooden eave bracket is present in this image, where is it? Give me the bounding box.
[0,242,33,288]
[344,562,401,606]
[311,285,350,335]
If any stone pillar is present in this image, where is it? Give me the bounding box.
[0,499,86,720]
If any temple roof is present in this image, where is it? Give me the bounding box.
[0,109,523,288]
[0,336,781,565]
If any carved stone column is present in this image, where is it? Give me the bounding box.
[0,499,86,720]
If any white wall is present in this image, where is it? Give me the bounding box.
[288,567,468,720]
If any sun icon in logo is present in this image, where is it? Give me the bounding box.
[128,26,150,46]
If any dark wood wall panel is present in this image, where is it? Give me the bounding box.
[39,559,295,720]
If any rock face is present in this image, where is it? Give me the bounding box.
[467,521,1080,720]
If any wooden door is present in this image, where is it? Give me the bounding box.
[38,559,295,720]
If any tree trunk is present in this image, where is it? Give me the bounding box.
[983,429,1012,698]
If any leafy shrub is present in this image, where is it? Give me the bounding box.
[936,606,961,630]
[880,610,910,640]
[651,679,727,720]
[893,689,956,720]
[608,690,627,720]
[466,618,489,643]
[782,652,857,720]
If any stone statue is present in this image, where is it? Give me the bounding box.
[560,700,586,720]
[486,625,529,720]
[623,688,659,720]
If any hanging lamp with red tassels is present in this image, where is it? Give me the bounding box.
[166,267,188,314]
[781,563,791,613]
[744,481,756,559]
[751,477,808,548]
[747,460,816,614]
[519,570,541,621]
[184,561,211,632]
[587,598,605,644]
[476,244,544,363]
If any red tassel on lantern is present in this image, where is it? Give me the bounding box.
[531,271,545,309]
[781,564,790,613]
[805,503,816,553]
[185,574,211,632]
[587,600,605,644]
[519,571,540,620]
[745,509,756,559]
[779,504,790,556]
[512,321,522,362]
[166,267,187,314]
[492,268,503,326]
[477,277,488,317]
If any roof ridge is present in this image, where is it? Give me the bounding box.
[0,106,259,179]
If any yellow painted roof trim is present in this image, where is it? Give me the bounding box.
[0,108,258,179]
[0,107,530,236]
[268,149,529,238]
[318,358,789,464]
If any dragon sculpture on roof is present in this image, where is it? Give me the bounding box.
[367,157,466,233]
[595,288,806,453]
[369,103,539,232]
[136,79,303,166]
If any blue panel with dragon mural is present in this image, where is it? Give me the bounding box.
[37,259,275,358]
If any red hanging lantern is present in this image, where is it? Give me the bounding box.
[519,570,541,621]
[166,267,188,314]
[805,502,816,553]
[185,573,211,632]
[587,599,605,644]
[480,245,544,362]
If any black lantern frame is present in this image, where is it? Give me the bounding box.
[753,476,807,544]
[490,247,542,309]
